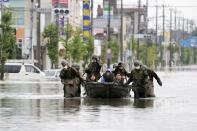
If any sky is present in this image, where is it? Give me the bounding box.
[93,0,197,30]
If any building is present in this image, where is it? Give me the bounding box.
[93,2,147,68]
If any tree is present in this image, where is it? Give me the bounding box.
[43,23,59,69]
[110,38,119,63]
[82,36,94,69]
[0,11,16,80]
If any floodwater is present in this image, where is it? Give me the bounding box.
[0,71,197,131]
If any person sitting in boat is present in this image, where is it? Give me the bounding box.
[141,65,162,97]
[113,62,129,83]
[126,60,149,99]
[59,60,84,97]
[114,73,124,84]
[85,55,102,82]
[99,68,114,83]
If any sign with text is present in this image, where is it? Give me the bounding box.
[83,0,90,39]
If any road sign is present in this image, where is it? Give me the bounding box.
[134,34,152,39]
[180,36,197,48]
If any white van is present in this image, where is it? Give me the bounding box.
[4,63,45,81]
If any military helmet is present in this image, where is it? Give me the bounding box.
[134,60,141,67]
[61,60,68,66]
[118,62,124,66]
[92,55,98,60]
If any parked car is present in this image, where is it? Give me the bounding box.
[4,62,45,81]
[43,69,60,81]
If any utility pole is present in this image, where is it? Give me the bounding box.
[181,17,185,65]
[182,18,185,40]
[66,18,69,48]
[169,9,172,68]
[155,4,158,64]
[30,0,34,63]
[36,0,41,69]
[174,9,177,41]
[107,0,111,68]
[137,0,141,60]
[120,0,123,61]
[161,4,165,67]
[186,18,189,33]
[145,0,149,65]
[107,0,111,42]
[90,0,93,36]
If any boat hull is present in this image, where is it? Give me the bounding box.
[85,82,132,98]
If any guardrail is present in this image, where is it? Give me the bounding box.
[157,65,197,71]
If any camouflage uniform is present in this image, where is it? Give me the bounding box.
[60,66,83,97]
[85,58,101,82]
[127,67,148,98]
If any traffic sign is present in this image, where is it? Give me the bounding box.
[134,34,152,39]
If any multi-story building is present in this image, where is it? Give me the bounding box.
[1,0,82,69]
[93,1,147,68]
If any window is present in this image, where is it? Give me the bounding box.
[25,65,40,73]
[5,65,21,73]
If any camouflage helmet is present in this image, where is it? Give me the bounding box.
[118,62,124,66]
[61,60,68,66]
[134,60,141,67]
[92,55,98,60]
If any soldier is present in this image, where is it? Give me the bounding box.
[126,60,149,98]
[85,56,102,82]
[141,65,162,97]
[59,60,84,97]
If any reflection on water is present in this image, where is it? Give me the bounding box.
[1,71,197,131]
[133,98,154,108]
[82,98,133,107]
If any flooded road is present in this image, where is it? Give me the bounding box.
[0,71,197,131]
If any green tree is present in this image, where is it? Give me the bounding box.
[43,23,59,69]
[0,11,16,80]
[82,36,94,69]
[66,28,84,63]
[110,38,119,63]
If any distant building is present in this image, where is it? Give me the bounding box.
[94,3,147,65]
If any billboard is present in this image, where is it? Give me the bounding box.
[83,0,90,39]
[180,36,197,48]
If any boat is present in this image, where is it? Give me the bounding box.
[84,82,132,98]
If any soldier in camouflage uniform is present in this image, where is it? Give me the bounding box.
[85,56,101,82]
[126,60,149,98]
[59,60,84,97]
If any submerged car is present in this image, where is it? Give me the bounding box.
[4,62,45,81]
[44,69,60,81]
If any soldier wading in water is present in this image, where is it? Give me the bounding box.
[59,60,84,97]
[126,60,149,98]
